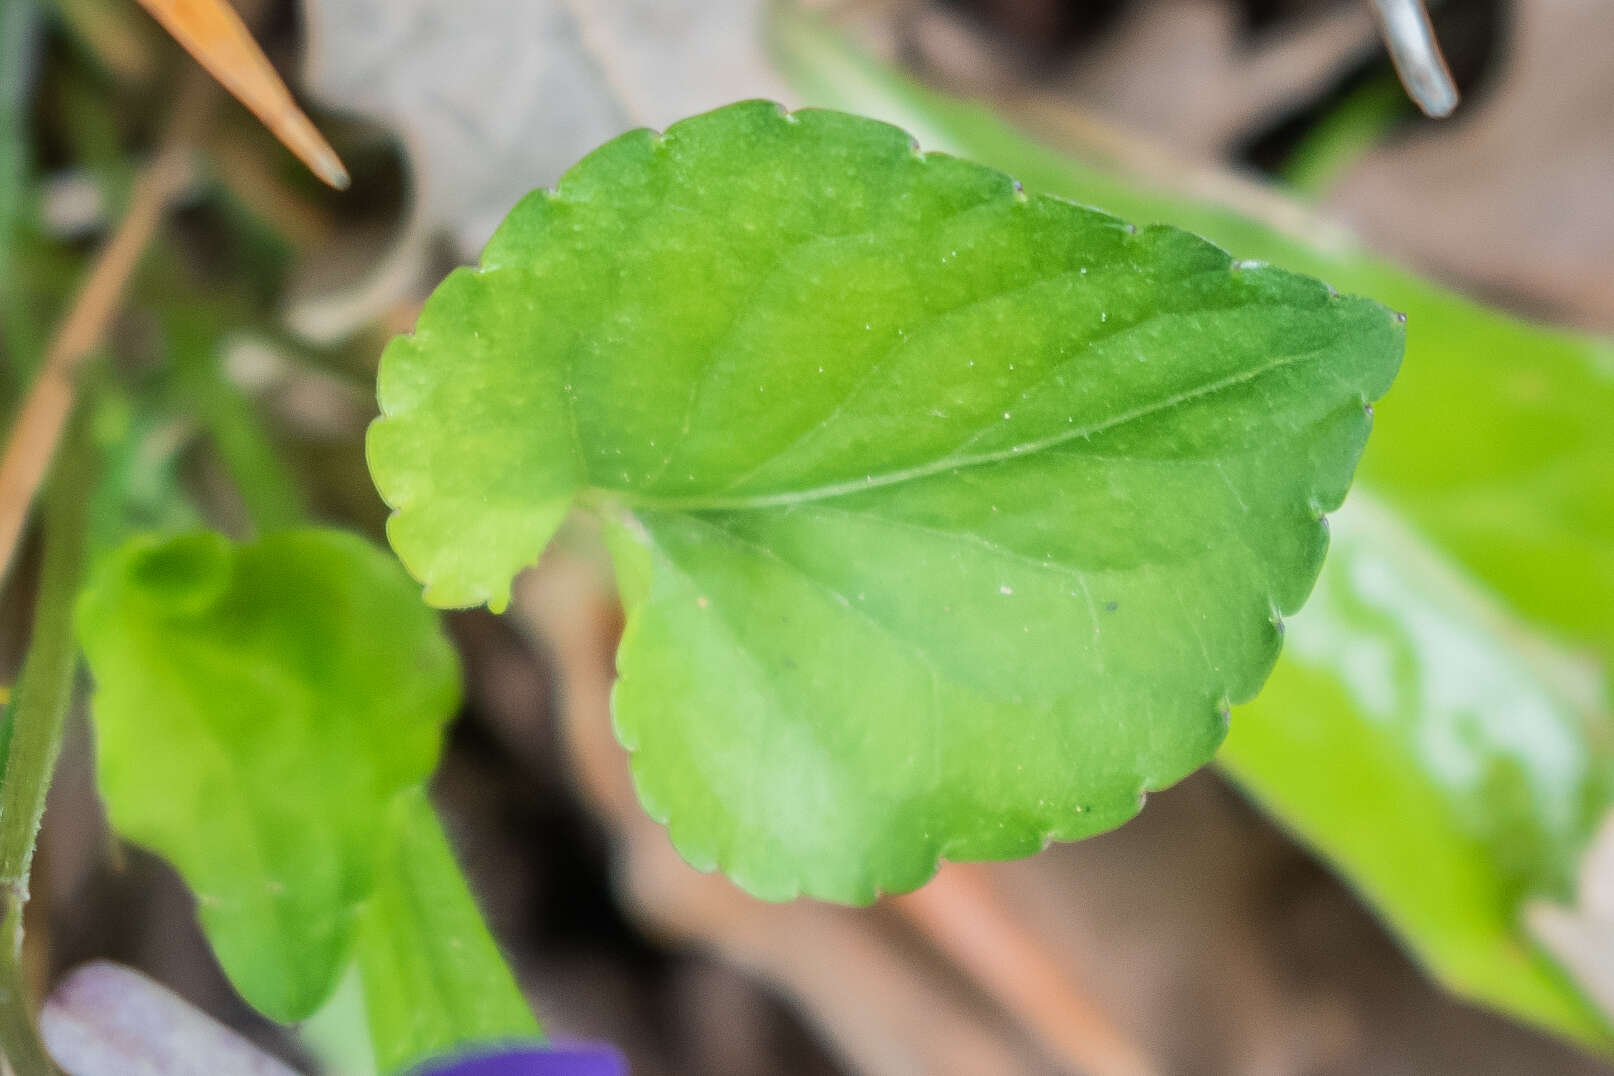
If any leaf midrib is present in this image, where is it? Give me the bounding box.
[591,339,1334,514]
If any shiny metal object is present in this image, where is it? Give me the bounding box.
[1372,0,1460,117]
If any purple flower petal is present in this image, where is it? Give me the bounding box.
[413,1045,627,1076]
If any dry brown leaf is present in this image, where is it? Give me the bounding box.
[896,0,1378,158]
[291,0,789,340]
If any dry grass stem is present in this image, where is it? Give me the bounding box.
[133,0,349,188]
[894,862,1159,1076]
[0,84,207,592]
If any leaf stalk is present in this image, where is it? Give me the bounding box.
[0,420,96,1076]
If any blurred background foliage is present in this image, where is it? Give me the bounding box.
[2,1,1612,1073]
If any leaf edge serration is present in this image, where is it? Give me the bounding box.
[365,99,1405,903]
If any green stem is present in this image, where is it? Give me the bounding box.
[0,909,51,1076]
[0,419,94,1076]
[165,312,308,536]
[353,789,540,1074]
[190,374,308,534]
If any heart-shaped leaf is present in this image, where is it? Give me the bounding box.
[368,101,1402,901]
[78,529,460,1021]
[769,26,1614,1037]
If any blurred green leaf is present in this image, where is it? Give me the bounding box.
[299,969,379,1076]
[355,788,540,1074]
[78,529,460,1022]
[768,8,1614,1043]
[160,306,308,534]
[369,100,1400,902]
[79,529,536,1062]
[1228,496,1613,1039]
[1281,78,1409,197]
[84,385,202,557]
[48,0,160,85]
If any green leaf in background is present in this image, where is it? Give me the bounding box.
[1229,495,1612,1037]
[766,8,1614,1044]
[355,788,540,1075]
[84,388,204,557]
[78,529,459,1023]
[369,100,1402,902]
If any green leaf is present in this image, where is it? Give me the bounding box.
[369,100,1402,902]
[354,788,540,1074]
[84,387,204,559]
[1223,496,1614,1041]
[77,529,460,1022]
[767,13,1614,1041]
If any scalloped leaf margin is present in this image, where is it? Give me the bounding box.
[367,101,1403,902]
